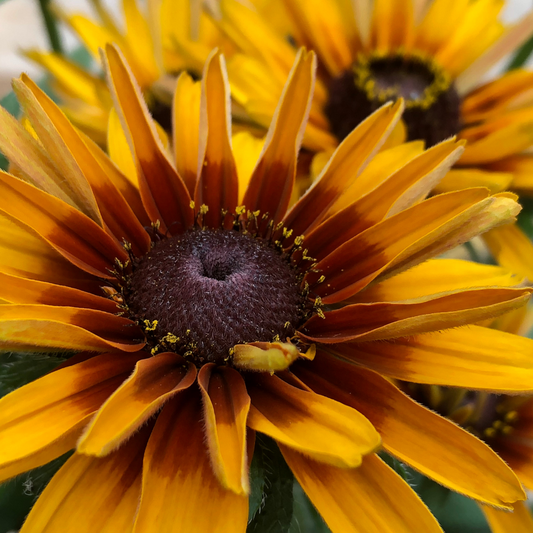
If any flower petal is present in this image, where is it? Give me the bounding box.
[195,50,239,227]
[13,76,102,224]
[284,100,403,237]
[79,353,196,456]
[354,258,524,303]
[246,372,380,467]
[0,304,144,352]
[133,391,248,533]
[433,168,513,194]
[482,502,533,533]
[331,325,533,392]
[281,448,443,533]
[20,427,149,533]
[302,288,531,342]
[198,365,250,495]
[103,44,193,234]
[0,170,127,278]
[173,72,201,196]
[232,341,301,372]
[295,354,526,507]
[243,48,315,225]
[311,189,519,303]
[483,224,533,281]
[0,352,145,483]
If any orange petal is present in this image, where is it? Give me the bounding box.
[195,50,239,227]
[246,372,380,467]
[13,76,102,224]
[295,354,526,507]
[281,449,443,533]
[0,170,127,278]
[198,364,250,494]
[0,271,117,312]
[303,287,531,343]
[103,44,193,234]
[242,48,315,225]
[79,353,196,456]
[173,72,201,196]
[284,100,404,237]
[330,325,533,392]
[18,74,150,255]
[20,426,149,533]
[133,391,248,532]
[0,304,144,352]
[482,501,533,533]
[232,341,302,372]
[0,352,145,482]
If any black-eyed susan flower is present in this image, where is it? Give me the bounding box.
[406,305,533,531]
[0,44,532,532]
[215,0,533,278]
[26,0,228,144]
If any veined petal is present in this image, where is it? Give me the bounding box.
[246,373,380,467]
[0,271,118,312]
[284,100,404,238]
[482,502,533,533]
[133,391,248,533]
[302,288,531,343]
[295,354,526,507]
[198,365,250,495]
[370,0,415,51]
[0,211,99,292]
[0,352,145,482]
[13,76,101,224]
[0,304,144,352]
[19,75,150,256]
[173,72,201,196]
[195,50,239,227]
[483,224,533,281]
[433,168,513,195]
[20,427,149,533]
[243,48,315,225]
[281,449,443,533]
[79,353,196,456]
[103,44,193,234]
[354,259,524,303]
[0,170,127,278]
[331,325,533,392]
[310,189,518,303]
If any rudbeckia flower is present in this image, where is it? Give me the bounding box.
[0,44,533,532]
[407,305,533,531]
[214,0,533,277]
[26,0,227,144]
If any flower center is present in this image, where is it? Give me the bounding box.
[324,52,462,147]
[124,228,306,365]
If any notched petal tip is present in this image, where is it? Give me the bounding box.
[232,341,305,372]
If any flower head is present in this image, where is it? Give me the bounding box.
[0,44,532,532]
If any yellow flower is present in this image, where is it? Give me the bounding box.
[406,305,533,531]
[217,0,533,278]
[26,0,227,145]
[0,44,532,532]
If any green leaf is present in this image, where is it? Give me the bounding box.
[0,451,71,532]
[247,435,294,533]
[289,481,331,533]
[507,34,533,71]
[0,351,67,399]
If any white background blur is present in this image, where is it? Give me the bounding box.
[0,0,532,97]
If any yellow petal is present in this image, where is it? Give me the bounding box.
[282,449,443,533]
[232,131,265,201]
[232,341,301,372]
[482,501,533,533]
[246,373,380,467]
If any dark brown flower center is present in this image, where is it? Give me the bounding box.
[325,52,462,147]
[124,228,306,365]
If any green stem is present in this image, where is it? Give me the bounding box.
[37,0,63,54]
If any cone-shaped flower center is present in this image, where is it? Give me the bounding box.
[325,52,462,147]
[125,228,305,365]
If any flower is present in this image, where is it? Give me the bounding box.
[26,0,227,144]
[215,0,533,278]
[0,44,532,532]
[406,305,533,531]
